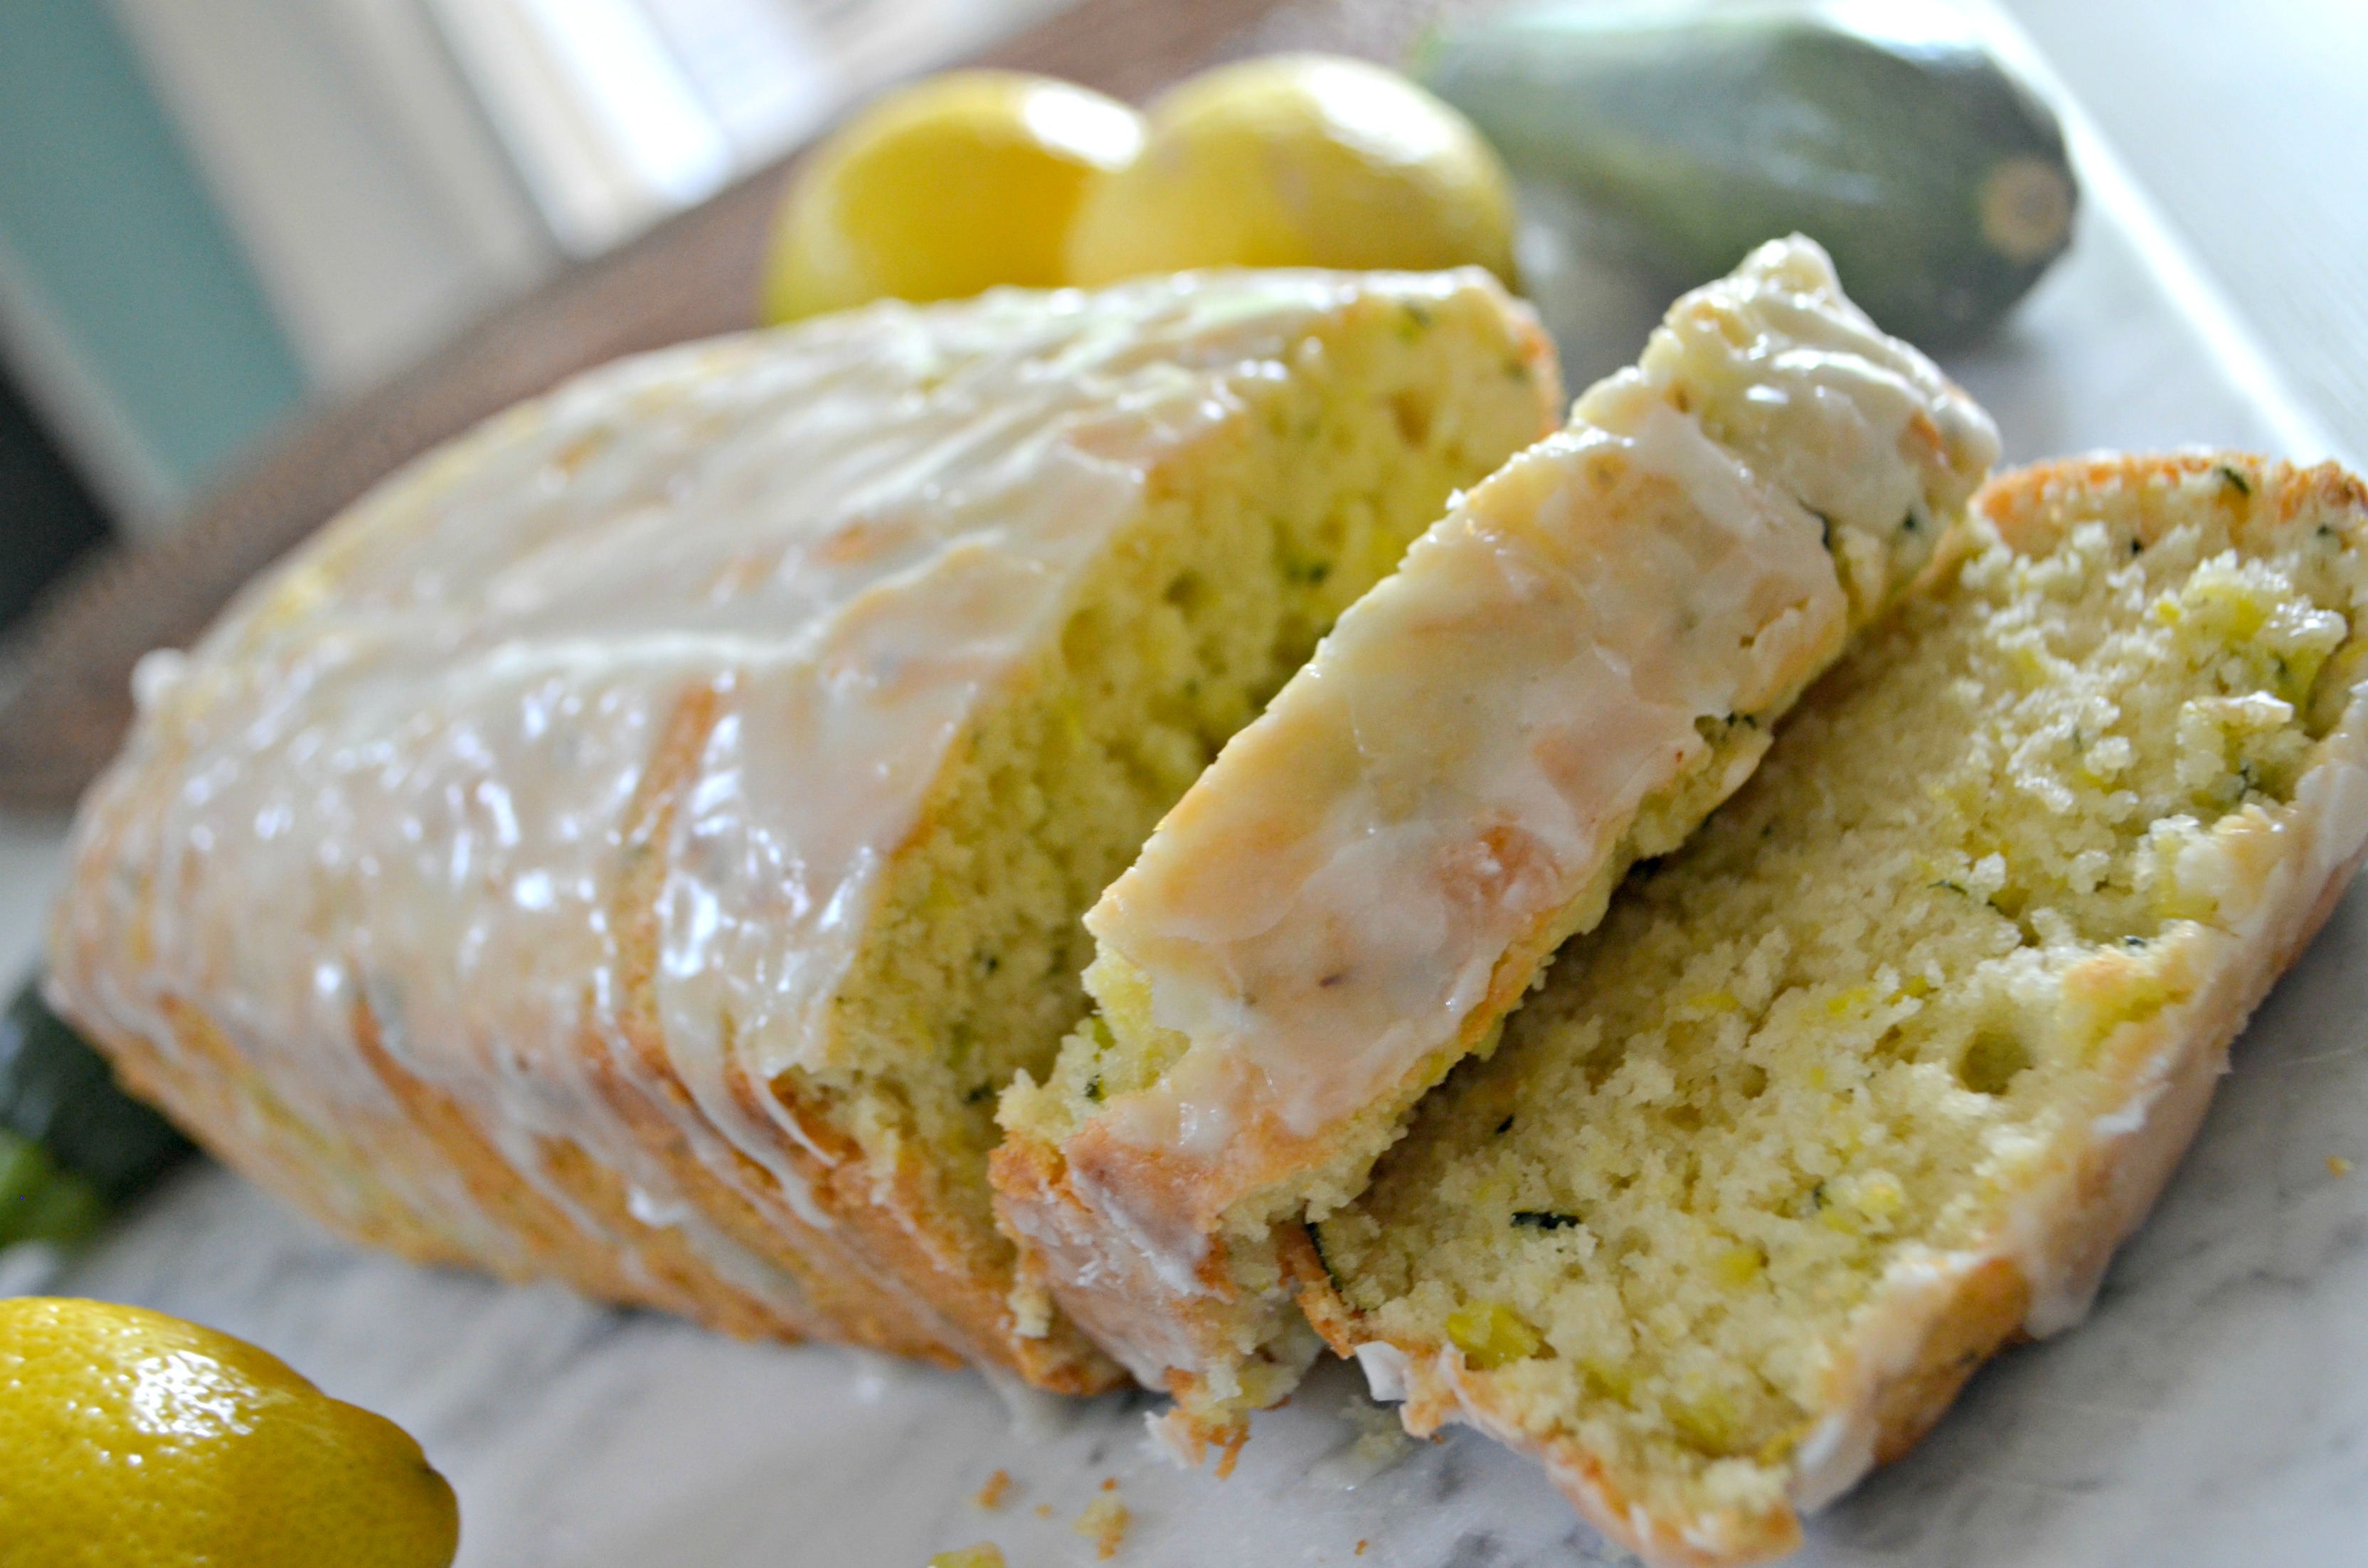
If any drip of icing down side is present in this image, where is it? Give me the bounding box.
[1090,392,1839,1153]
[1085,238,1997,1188]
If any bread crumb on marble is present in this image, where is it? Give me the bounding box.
[1075,1492,1130,1559]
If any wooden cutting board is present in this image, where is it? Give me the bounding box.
[0,0,1455,814]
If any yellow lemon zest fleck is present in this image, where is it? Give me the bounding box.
[1826,985,1876,1016]
[1712,1246,1763,1288]
[1445,1301,1542,1369]
[1667,1390,1741,1454]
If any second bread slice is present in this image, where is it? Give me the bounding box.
[994,237,2000,1450]
[1305,454,2368,1565]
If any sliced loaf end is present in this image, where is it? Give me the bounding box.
[1308,454,2368,1564]
[997,235,1999,1449]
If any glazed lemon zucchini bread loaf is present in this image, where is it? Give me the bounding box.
[46,270,1558,1390]
[1302,454,2368,1565]
[993,237,2000,1446]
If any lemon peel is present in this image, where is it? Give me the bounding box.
[0,1296,458,1568]
[763,71,1144,322]
[1065,54,1516,287]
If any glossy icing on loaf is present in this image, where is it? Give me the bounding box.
[1082,238,2000,1244]
[47,268,1529,1354]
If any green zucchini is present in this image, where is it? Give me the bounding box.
[1417,0,2078,348]
[1,978,192,1250]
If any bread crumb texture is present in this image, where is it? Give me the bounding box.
[1318,457,2368,1528]
[927,1545,1006,1568]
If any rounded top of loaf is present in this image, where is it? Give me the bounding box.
[51,266,1539,1139]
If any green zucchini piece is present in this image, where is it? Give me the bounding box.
[0,1130,110,1249]
[1418,0,2078,348]
[1,977,192,1248]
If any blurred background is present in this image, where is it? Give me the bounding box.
[0,0,1067,625]
[1,0,2363,630]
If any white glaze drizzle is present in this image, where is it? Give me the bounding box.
[1087,237,2000,1163]
[48,269,1514,1340]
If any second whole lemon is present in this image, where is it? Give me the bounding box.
[0,1296,460,1568]
[762,71,1147,323]
[1064,54,1519,287]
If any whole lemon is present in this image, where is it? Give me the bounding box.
[0,1297,459,1568]
[762,71,1146,322]
[1064,54,1517,287]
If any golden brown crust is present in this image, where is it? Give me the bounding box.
[987,1129,1223,1387]
[63,871,1125,1384]
[1863,1257,2031,1468]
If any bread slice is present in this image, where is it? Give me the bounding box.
[992,237,2000,1450]
[46,270,1558,1392]
[1302,454,2368,1565]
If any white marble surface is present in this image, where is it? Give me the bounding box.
[0,812,69,987]
[10,9,2368,1565]
[48,873,2368,1567]
[2003,0,2368,469]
